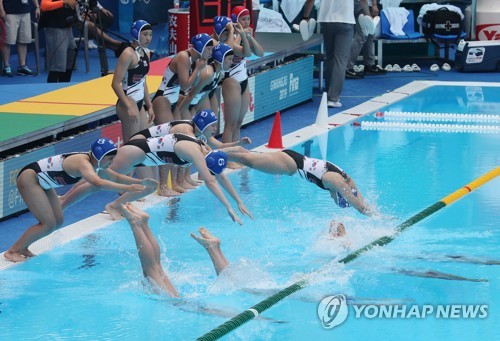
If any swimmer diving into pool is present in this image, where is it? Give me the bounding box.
[225,148,374,215]
[326,223,490,282]
[120,203,230,297]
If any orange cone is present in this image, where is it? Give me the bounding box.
[266,111,284,149]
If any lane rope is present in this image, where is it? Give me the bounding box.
[196,166,500,341]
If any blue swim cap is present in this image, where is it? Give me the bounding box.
[91,138,117,166]
[214,16,232,37]
[212,43,234,64]
[130,20,151,41]
[192,110,218,133]
[191,33,213,56]
[205,150,227,175]
[336,188,358,208]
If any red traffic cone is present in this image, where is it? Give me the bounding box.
[266,111,284,149]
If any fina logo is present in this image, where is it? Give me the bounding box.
[317,294,348,329]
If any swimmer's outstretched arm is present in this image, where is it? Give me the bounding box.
[191,227,229,276]
[208,137,252,150]
[323,173,374,216]
[215,173,254,220]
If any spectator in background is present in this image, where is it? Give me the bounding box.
[0,0,39,77]
[346,0,386,79]
[39,0,78,82]
[303,0,366,108]
[76,0,123,52]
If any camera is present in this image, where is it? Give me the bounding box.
[76,0,99,21]
[79,0,99,12]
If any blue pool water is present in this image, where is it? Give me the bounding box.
[0,85,499,340]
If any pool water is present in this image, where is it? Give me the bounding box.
[0,85,499,340]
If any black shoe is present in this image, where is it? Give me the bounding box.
[364,65,387,75]
[2,66,13,77]
[345,69,363,79]
[17,65,36,76]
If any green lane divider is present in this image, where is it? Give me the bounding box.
[197,166,500,341]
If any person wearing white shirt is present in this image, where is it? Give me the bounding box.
[303,0,363,108]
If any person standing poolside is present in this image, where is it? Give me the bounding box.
[152,33,214,123]
[175,43,234,120]
[39,0,78,82]
[4,138,147,263]
[302,0,367,108]
[0,0,39,77]
[120,203,231,297]
[346,0,386,79]
[112,20,154,143]
[150,33,214,192]
[213,11,263,167]
[226,148,374,215]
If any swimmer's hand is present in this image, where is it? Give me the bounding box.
[146,108,155,124]
[237,202,254,220]
[228,208,243,225]
[234,23,245,36]
[239,137,252,146]
[195,58,207,71]
[141,178,159,189]
[127,184,146,192]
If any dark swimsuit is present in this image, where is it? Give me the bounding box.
[282,149,347,190]
[124,133,204,167]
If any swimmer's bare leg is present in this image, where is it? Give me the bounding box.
[191,227,229,275]
[157,164,181,197]
[182,166,200,187]
[121,203,179,297]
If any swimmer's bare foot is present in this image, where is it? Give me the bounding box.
[125,202,150,223]
[3,250,29,263]
[171,182,187,194]
[190,227,220,249]
[179,179,197,190]
[120,204,143,226]
[184,176,200,187]
[20,248,36,258]
[105,203,123,220]
[158,185,181,197]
